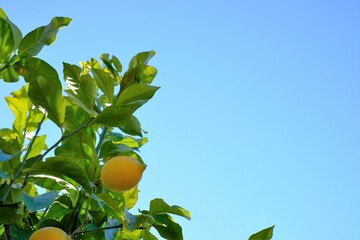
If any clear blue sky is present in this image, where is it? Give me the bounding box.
[1,1,360,239]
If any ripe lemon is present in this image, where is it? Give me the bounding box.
[29,227,70,240]
[100,156,146,192]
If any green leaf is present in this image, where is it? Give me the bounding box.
[0,131,21,153]
[46,202,72,218]
[150,198,191,220]
[91,68,115,101]
[153,214,183,240]
[63,63,96,112]
[115,136,148,149]
[115,83,160,107]
[14,57,65,127]
[123,186,139,210]
[5,95,29,143]
[125,209,145,231]
[27,135,47,159]
[143,230,158,240]
[97,193,124,219]
[94,105,133,127]
[28,156,92,192]
[119,115,143,137]
[55,106,99,180]
[18,17,71,57]
[9,224,32,240]
[0,169,10,178]
[99,54,122,81]
[27,108,45,133]
[0,149,14,162]
[0,207,23,224]
[22,190,58,212]
[139,65,157,84]
[0,18,14,63]
[249,225,275,240]
[30,175,70,191]
[99,140,134,159]
[0,8,22,49]
[112,55,122,73]
[0,66,19,82]
[129,51,156,69]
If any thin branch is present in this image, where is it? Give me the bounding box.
[4,224,12,240]
[95,127,108,154]
[71,224,123,237]
[0,114,46,202]
[35,206,50,230]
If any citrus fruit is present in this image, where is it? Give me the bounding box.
[100,155,146,192]
[29,227,70,240]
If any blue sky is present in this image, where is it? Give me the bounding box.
[1,1,360,239]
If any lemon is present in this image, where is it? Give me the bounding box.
[29,227,70,240]
[100,156,146,192]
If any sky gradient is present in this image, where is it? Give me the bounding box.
[1,1,359,239]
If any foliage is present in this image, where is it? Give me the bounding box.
[0,9,274,240]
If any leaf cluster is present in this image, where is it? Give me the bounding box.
[0,9,191,240]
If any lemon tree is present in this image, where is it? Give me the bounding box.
[0,9,274,240]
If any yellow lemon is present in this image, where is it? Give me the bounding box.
[29,227,70,240]
[100,156,146,192]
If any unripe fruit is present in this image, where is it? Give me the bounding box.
[100,156,146,192]
[29,227,70,240]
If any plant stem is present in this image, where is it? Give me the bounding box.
[4,224,12,240]
[0,114,46,203]
[35,206,50,230]
[71,224,123,237]
[1,116,94,204]
[95,127,108,154]
[68,191,83,235]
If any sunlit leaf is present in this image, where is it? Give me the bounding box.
[150,198,191,220]
[28,156,92,192]
[143,230,158,240]
[94,105,133,127]
[97,193,124,219]
[119,115,143,137]
[112,55,122,73]
[0,8,22,49]
[116,83,159,107]
[30,175,70,191]
[0,18,14,63]
[5,95,29,143]
[64,63,96,112]
[46,202,72,218]
[18,17,71,57]
[139,65,157,84]
[99,140,134,159]
[249,225,275,240]
[153,214,183,240]
[91,68,115,101]
[22,190,58,212]
[27,135,47,159]
[14,57,65,127]
[0,66,19,82]
[55,105,99,180]
[129,51,156,69]
[27,108,45,133]
[124,186,139,210]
